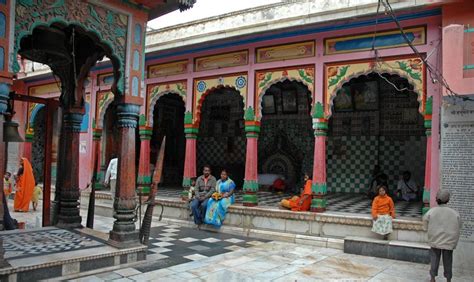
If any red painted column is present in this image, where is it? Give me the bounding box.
[109,103,140,247]
[23,131,33,160]
[422,97,433,215]
[311,103,328,212]
[92,128,103,189]
[137,126,152,194]
[182,112,197,187]
[243,107,260,206]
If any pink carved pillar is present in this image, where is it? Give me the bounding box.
[243,107,260,206]
[311,103,328,212]
[182,112,197,187]
[137,126,152,194]
[422,97,433,214]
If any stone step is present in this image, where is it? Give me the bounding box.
[344,236,430,264]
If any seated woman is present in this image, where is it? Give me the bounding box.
[204,169,236,227]
[280,173,312,212]
[371,185,396,239]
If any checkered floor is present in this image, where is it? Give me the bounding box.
[0,228,104,259]
[133,224,269,274]
[156,188,422,218]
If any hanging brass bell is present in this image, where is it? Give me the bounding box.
[3,120,24,142]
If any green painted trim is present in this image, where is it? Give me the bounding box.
[464,28,474,33]
[425,96,433,115]
[244,107,256,121]
[184,111,193,125]
[137,175,151,184]
[311,198,327,209]
[313,122,328,130]
[244,125,261,133]
[243,180,259,192]
[422,188,430,203]
[314,131,328,137]
[242,194,258,205]
[139,128,153,137]
[184,127,199,135]
[182,177,192,187]
[424,120,432,129]
[312,102,325,119]
[425,130,432,137]
[137,186,150,194]
[463,65,474,70]
[246,133,260,138]
[138,114,146,126]
[422,206,430,215]
[312,183,327,195]
[94,182,106,190]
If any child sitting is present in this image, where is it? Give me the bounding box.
[188,177,197,217]
[31,185,42,211]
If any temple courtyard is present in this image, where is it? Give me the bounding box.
[2,199,472,281]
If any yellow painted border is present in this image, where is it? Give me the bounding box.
[194,50,248,72]
[256,41,315,63]
[147,60,188,78]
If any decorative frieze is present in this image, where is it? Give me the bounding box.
[194,50,248,72]
[256,41,315,63]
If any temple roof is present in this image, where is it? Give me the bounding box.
[130,0,196,20]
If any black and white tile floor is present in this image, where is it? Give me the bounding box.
[156,188,422,218]
[74,223,269,281]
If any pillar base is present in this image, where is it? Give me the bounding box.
[310,196,327,213]
[108,230,141,249]
[243,180,258,206]
[182,177,192,188]
[310,207,326,213]
[56,216,82,229]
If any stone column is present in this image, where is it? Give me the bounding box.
[0,83,11,267]
[109,103,140,247]
[92,128,103,189]
[422,98,433,215]
[137,126,152,194]
[182,112,197,187]
[56,111,84,228]
[311,104,328,212]
[243,107,260,206]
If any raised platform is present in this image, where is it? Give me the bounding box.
[0,227,146,281]
[81,190,427,245]
[344,236,430,264]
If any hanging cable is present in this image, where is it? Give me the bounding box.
[370,0,382,51]
[71,27,78,88]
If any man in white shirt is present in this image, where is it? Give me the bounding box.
[104,156,118,196]
[396,171,419,202]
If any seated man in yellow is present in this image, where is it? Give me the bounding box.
[281,173,312,211]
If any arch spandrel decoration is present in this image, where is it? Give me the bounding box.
[26,102,44,136]
[193,73,248,125]
[13,1,128,93]
[325,56,426,118]
[146,81,187,126]
[255,66,315,121]
[95,91,114,129]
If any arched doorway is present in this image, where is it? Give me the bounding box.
[327,73,426,195]
[150,93,185,186]
[258,80,313,190]
[31,106,60,184]
[197,87,245,187]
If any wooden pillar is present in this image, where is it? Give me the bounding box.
[243,107,260,206]
[56,111,84,228]
[137,126,152,194]
[0,84,9,231]
[311,103,328,212]
[42,103,54,226]
[108,103,140,247]
[182,112,197,187]
[422,97,433,215]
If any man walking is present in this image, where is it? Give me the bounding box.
[191,165,216,227]
[104,155,118,196]
[423,189,462,282]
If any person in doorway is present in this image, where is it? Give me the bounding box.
[3,172,13,201]
[423,190,461,282]
[280,173,312,212]
[31,185,42,211]
[396,170,419,202]
[371,185,395,239]
[13,158,36,212]
[104,155,118,196]
[204,169,236,227]
[191,165,216,227]
[367,165,388,199]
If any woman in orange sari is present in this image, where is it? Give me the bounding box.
[281,173,313,211]
[14,158,36,212]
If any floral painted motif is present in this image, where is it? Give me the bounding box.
[327,66,349,88]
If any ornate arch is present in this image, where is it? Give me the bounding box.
[95,91,114,129]
[13,1,128,93]
[255,66,314,121]
[146,81,187,126]
[193,73,248,125]
[324,55,426,118]
[25,103,45,136]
